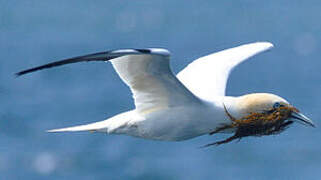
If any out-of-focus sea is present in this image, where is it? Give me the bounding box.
[0,0,320,179]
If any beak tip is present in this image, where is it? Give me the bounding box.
[291,111,315,128]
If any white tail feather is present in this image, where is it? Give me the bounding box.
[47,120,111,133]
[47,111,135,134]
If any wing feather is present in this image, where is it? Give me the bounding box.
[110,51,201,113]
[16,48,201,114]
[177,42,274,100]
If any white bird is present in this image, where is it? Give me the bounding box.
[16,42,315,146]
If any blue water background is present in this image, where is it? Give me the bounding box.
[0,0,320,179]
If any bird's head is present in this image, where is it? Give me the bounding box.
[205,93,315,147]
[234,93,315,127]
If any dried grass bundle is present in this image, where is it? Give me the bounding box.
[203,106,298,147]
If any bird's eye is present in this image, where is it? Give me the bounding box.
[273,102,281,108]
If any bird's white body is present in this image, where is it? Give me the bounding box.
[46,42,280,141]
[89,100,227,141]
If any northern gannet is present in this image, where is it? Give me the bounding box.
[16,42,315,146]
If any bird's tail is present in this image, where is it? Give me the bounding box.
[47,111,134,134]
[47,120,110,133]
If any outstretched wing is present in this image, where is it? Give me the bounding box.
[177,42,274,101]
[16,48,200,114]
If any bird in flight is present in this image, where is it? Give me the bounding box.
[16,42,315,147]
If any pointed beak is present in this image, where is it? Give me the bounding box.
[290,111,315,127]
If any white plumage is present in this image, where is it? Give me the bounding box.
[110,52,200,114]
[177,42,273,100]
[17,42,314,142]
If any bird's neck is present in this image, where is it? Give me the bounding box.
[221,96,247,120]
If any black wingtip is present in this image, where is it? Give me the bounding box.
[14,72,21,78]
[16,71,24,76]
[15,67,39,77]
[15,71,26,78]
[14,49,154,77]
